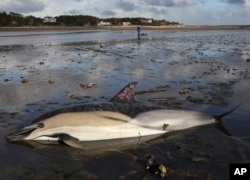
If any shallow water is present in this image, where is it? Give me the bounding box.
[0,29,249,179]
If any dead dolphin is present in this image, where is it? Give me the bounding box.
[6,82,239,150]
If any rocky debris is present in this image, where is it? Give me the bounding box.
[145,155,168,178]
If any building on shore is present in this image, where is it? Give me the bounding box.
[141,19,153,24]
[122,22,131,26]
[43,17,57,23]
[98,21,111,26]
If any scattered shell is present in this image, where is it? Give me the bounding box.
[39,61,45,65]
[145,155,168,178]
[159,164,168,177]
[80,83,95,89]
[45,80,54,84]
[20,78,29,84]
[147,157,154,167]
[179,88,188,95]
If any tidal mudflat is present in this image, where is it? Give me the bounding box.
[0,29,249,179]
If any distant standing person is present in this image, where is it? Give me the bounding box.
[137,25,142,40]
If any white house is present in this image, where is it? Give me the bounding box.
[44,17,57,23]
[141,19,153,23]
[98,21,111,26]
[122,22,131,26]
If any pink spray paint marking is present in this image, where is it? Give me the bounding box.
[117,84,135,101]
[110,82,137,103]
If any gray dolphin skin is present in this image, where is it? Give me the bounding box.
[6,82,239,150]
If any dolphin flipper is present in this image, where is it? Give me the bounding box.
[110,82,138,103]
[59,134,84,149]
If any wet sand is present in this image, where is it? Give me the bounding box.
[0,29,250,179]
[1,25,250,32]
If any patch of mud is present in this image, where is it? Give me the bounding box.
[0,30,250,179]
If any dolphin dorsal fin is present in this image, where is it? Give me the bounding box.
[110,82,138,103]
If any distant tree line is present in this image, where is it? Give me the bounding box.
[100,17,180,26]
[56,15,99,26]
[0,12,43,26]
[0,11,180,27]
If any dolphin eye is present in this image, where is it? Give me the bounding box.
[38,123,44,128]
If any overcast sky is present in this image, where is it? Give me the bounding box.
[0,0,250,25]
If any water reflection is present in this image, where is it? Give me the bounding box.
[0,30,250,112]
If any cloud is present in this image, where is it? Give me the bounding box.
[116,0,136,11]
[0,0,45,13]
[142,0,196,7]
[226,0,245,4]
[68,9,82,15]
[246,1,250,8]
[143,0,175,7]
[221,0,250,7]
[102,10,116,17]
[0,0,249,25]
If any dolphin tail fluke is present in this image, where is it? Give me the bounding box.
[215,122,232,136]
[215,104,240,120]
[110,82,138,103]
[214,104,240,136]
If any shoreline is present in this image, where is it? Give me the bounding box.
[0,25,250,32]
